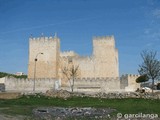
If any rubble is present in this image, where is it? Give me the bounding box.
[45,89,160,99]
[45,89,71,99]
[33,107,115,120]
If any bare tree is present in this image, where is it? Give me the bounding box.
[62,64,79,92]
[138,50,160,93]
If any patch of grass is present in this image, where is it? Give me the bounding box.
[0,72,27,79]
[1,106,34,116]
[0,95,160,117]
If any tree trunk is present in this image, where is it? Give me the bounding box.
[152,79,154,94]
[71,85,73,92]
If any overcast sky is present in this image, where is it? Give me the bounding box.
[0,0,160,75]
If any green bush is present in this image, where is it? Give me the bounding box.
[136,74,149,83]
[0,72,27,79]
[157,83,160,90]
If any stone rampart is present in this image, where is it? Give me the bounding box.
[120,74,140,91]
[30,36,59,42]
[0,77,5,83]
[5,77,59,93]
[28,35,60,79]
[3,75,139,93]
[60,51,78,57]
[28,35,119,79]
[64,77,121,93]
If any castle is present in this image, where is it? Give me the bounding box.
[0,34,140,93]
[28,34,119,85]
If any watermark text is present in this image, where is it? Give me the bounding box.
[117,113,158,119]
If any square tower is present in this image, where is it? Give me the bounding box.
[28,35,60,79]
[92,36,119,78]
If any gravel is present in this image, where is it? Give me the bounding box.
[32,107,115,120]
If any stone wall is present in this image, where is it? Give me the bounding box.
[64,36,119,79]
[73,57,95,78]
[4,77,121,93]
[0,77,5,83]
[60,51,78,57]
[93,36,119,78]
[5,77,59,93]
[3,75,140,93]
[28,35,119,80]
[120,74,140,91]
[28,36,60,79]
[63,77,121,93]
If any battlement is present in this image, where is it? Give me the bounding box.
[28,34,60,79]
[120,74,140,91]
[28,34,119,79]
[29,35,60,43]
[75,77,119,81]
[121,74,140,79]
[4,77,59,92]
[5,77,57,81]
[75,56,92,61]
[93,35,114,41]
[93,35,115,47]
[64,77,121,92]
[60,51,79,57]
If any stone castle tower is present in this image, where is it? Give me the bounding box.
[28,34,119,80]
[28,35,60,78]
[92,36,119,78]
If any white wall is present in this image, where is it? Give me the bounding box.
[4,76,138,93]
[64,77,121,93]
[0,77,5,83]
[5,77,59,93]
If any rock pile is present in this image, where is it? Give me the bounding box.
[45,89,160,99]
[92,92,160,99]
[46,89,71,99]
[33,107,115,120]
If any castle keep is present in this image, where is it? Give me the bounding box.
[28,35,60,79]
[0,34,140,93]
[28,34,119,85]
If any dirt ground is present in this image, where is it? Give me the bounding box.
[0,114,28,120]
[0,92,21,99]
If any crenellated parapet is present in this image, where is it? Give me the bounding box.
[60,51,79,57]
[28,33,60,79]
[120,74,140,91]
[93,35,115,47]
[93,35,114,41]
[74,56,93,62]
[29,35,60,44]
[69,77,121,92]
[74,77,119,83]
[121,74,140,79]
[28,34,119,79]
[5,77,57,82]
[4,77,59,92]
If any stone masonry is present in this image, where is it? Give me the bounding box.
[28,34,119,86]
[28,35,60,79]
